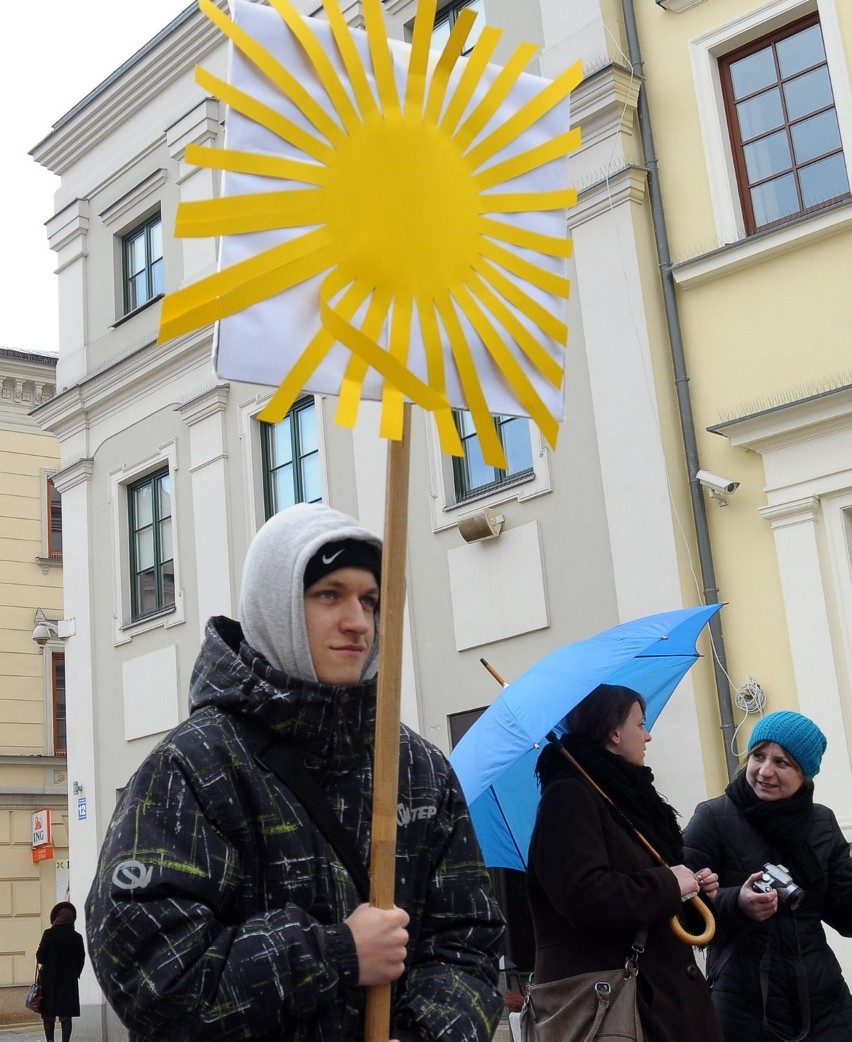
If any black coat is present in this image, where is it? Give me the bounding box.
[36,922,85,1019]
[527,777,724,1042]
[684,794,852,1041]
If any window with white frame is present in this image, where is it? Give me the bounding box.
[720,14,850,233]
[452,409,534,502]
[128,467,175,621]
[432,0,485,54]
[123,212,164,314]
[261,397,321,517]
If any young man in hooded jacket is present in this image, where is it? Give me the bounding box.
[86,502,505,1042]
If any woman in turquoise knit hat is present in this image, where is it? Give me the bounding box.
[684,711,852,1041]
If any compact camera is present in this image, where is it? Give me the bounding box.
[751,862,805,910]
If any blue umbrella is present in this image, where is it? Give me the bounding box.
[450,604,723,871]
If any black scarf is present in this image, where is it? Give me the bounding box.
[726,770,824,891]
[537,733,685,866]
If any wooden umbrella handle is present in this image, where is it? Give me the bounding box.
[669,898,715,946]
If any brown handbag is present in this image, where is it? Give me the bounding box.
[519,931,646,1042]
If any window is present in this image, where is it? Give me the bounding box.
[720,15,850,233]
[47,477,62,559]
[261,397,321,517]
[128,468,175,620]
[52,653,66,756]
[123,213,164,313]
[432,0,485,55]
[452,410,534,501]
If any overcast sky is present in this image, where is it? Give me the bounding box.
[1,0,194,354]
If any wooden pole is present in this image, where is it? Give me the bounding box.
[365,404,412,1042]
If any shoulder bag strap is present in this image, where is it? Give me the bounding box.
[239,718,371,901]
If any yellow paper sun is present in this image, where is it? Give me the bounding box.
[158,0,581,468]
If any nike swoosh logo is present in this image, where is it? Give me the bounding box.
[322,548,345,565]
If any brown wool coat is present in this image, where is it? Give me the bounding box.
[527,777,724,1042]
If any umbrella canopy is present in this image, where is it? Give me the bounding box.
[450,604,723,871]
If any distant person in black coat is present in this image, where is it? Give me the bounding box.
[36,901,86,1042]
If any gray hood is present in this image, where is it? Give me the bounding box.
[239,502,382,683]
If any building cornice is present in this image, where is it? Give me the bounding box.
[709,384,852,454]
[31,328,213,442]
[31,1,227,176]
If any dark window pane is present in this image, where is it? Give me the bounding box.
[799,153,850,207]
[777,23,824,78]
[744,129,792,181]
[792,110,842,164]
[729,47,776,100]
[784,66,833,121]
[751,173,799,226]
[737,89,784,140]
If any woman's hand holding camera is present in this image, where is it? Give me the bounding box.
[738,870,779,920]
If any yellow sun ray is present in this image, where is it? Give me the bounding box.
[418,296,464,458]
[437,26,503,137]
[258,270,368,423]
[474,129,582,191]
[465,270,563,388]
[363,0,400,118]
[161,0,582,469]
[195,66,335,164]
[159,230,334,342]
[464,60,584,169]
[481,188,578,213]
[336,285,392,427]
[472,257,568,344]
[176,190,326,236]
[379,294,414,441]
[479,239,570,298]
[319,0,381,123]
[404,0,437,118]
[265,0,364,132]
[453,41,539,153]
[184,143,326,184]
[478,216,573,259]
[423,8,478,126]
[436,292,507,470]
[198,0,345,146]
[452,282,558,447]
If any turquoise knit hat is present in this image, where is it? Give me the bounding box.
[748,711,827,779]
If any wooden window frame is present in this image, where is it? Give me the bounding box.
[122,212,164,314]
[52,652,66,757]
[719,13,850,235]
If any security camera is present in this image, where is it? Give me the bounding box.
[696,470,739,495]
[32,622,54,647]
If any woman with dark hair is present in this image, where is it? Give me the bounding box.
[526,683,724,1042]
[36,901,85,1042]
[684,711,852,1041]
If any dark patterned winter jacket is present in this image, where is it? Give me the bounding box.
[86,616,504,1042]
[684,794,852,1041]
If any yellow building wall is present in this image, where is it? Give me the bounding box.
[628,0,852,783]
[0,398,68,995]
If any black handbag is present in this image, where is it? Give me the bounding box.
[519,930,646,1042]
[25,964,42,1015]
